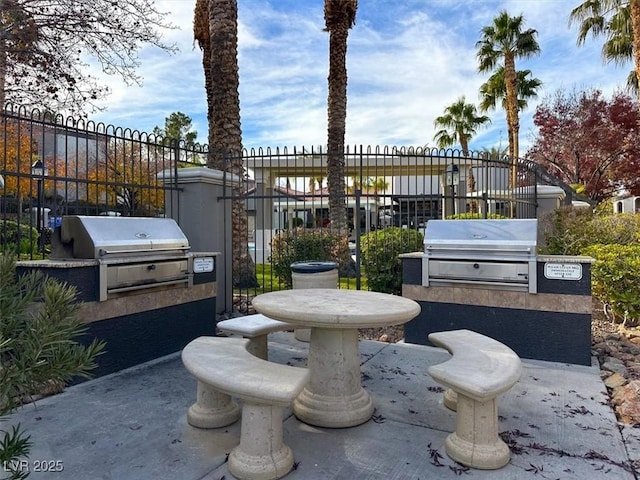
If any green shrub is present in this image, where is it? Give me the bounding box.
[538,206,640,255]
[538,206,592,255]
[589,214,640,244]
[269,228,352,288]
[0,220,38,255]
[538,206,640,326]
[360,227,423,295]
[284,217,304,229]
[584,244,640,327]
[0,254,105,476]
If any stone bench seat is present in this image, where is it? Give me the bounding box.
[182,336,310,480]
[216,314,293,360]
[427,329,522,470]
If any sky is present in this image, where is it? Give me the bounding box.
[89,0,629,154]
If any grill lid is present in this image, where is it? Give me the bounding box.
[52,215,190,259]
[422,219,538,293]
[424,219,537,254]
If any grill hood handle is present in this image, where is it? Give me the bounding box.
[98,246,191,257]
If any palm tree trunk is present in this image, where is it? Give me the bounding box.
[459,137,475,214]
[631,0,640,107]
[503,53,519,191]
[208,0,241,168]
[460,137,469,157]
[194,0,217,168]
[326,25,349,233]
[463,141,477,214]
[207,0,257,288]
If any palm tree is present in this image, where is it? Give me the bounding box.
[476,10,540,186]
[368,177,388,215]
[569,0,640,100]
[194,0,214,161]
[480,145,509,161]
[308,176,325,194]
[631,1,640,95]
[324,0,357,233]
[433,96,490,156]
[433,97,490,214]
[195,0,257,287]
[347,176,388,196]
[479,67,542,168]
[479,68,541,112]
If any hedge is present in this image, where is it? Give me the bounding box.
[584,243,640,327]
[269,228,352,288]
[360,227,423,295]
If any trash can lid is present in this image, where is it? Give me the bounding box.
[290,261,339,273]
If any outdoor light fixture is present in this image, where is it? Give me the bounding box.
[31,158,48,179]
[445,163,459,187]
[31,158,48,249]
[445,163,459,216]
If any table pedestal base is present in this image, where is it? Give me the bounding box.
[293,327,373,428]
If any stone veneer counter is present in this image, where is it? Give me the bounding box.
[400,253,594,365]
[16,254,219,379]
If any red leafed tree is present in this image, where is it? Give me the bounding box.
[526,88,640,203]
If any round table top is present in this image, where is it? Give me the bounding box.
[251,289,421,329]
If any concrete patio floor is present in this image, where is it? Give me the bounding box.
[6,331,640,479]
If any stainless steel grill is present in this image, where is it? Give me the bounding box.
[421,219,538,293]
[51,216,211,301]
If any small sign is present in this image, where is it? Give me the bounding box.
[193,257,214,273]
[544,263,582,281]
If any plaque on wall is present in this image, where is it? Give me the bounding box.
[544,263,582,280]
[193,257,215,273]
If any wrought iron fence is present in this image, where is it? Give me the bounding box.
[1,107,560,312]
[0,105,204,257]
[224,145,547,306]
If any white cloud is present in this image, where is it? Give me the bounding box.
[86,0,630,154]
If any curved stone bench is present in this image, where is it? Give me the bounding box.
[182,336,310,480]
[216,314,293,360]
[427,329,522,470]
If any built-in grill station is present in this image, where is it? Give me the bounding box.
[422,219,538,294]
[51,215,215,301]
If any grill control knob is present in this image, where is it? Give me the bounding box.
[148,264,156,270]
[473,263,480,269]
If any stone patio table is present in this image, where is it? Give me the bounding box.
[251,288,421,428]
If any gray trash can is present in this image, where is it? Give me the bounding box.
[291,261,339,342]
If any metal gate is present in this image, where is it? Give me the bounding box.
[227,145,542,311]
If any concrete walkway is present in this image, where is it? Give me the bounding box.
[6,332,640,479]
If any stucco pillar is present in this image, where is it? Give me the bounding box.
[253,169,274,264]
[158,167,240,313]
